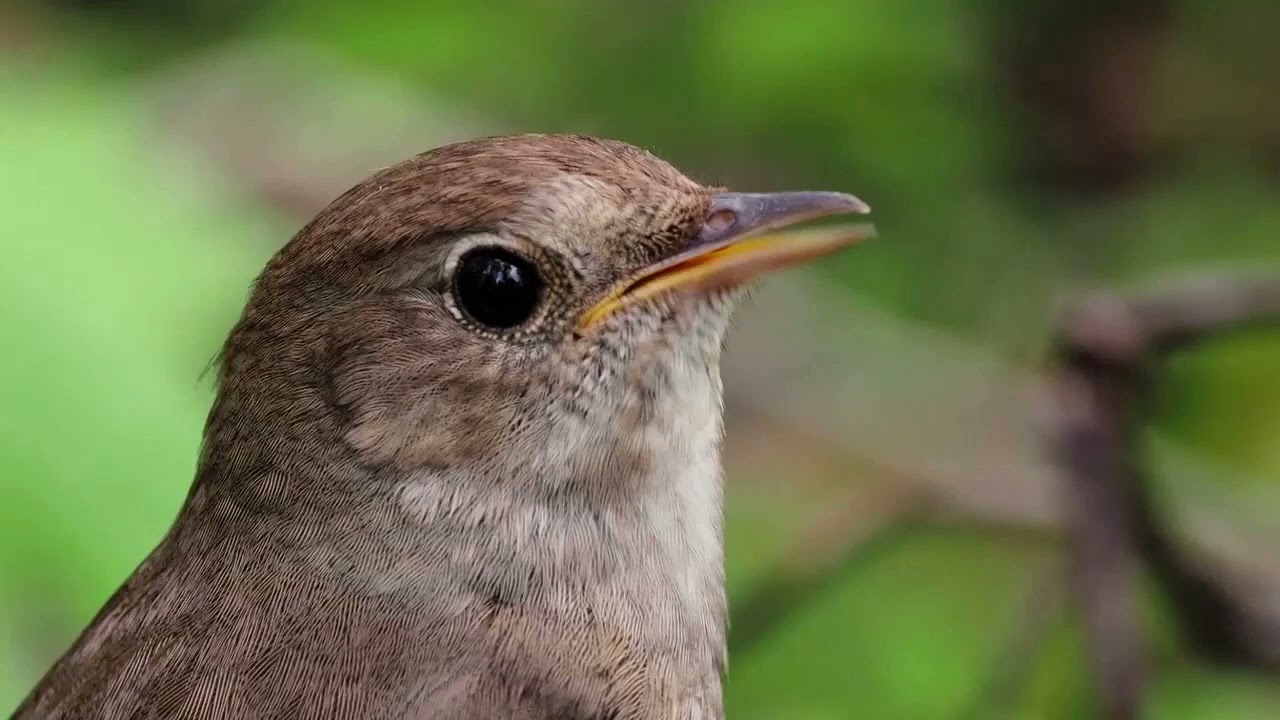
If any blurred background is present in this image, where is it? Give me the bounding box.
[2,0,1279,717]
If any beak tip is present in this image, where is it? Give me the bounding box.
[835,192,872,215]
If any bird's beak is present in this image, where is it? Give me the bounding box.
[579,191,874,329]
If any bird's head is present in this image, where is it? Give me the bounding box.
[206,134,870,508]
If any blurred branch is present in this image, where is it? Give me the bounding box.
[726,280,1062,530]
[143,41,499,219]
[1049,274,1280,720]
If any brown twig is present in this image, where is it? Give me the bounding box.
[1049,273,1280,720]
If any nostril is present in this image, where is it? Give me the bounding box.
[704,209,737,233]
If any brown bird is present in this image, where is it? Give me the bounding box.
[14,134,871,719]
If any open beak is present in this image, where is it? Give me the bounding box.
[579,191,874,329]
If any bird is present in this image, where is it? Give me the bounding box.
[13,134,871,720]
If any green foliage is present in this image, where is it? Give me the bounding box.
[727,526,1052,719]
[0,64,274,699]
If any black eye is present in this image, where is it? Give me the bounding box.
[452,247,544,329]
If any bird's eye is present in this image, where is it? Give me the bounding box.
[452,247,544,329]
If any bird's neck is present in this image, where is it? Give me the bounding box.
[190,363,729,716]
[192,331,730,715]
[392,453,728,712]
[384,367,731,713]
